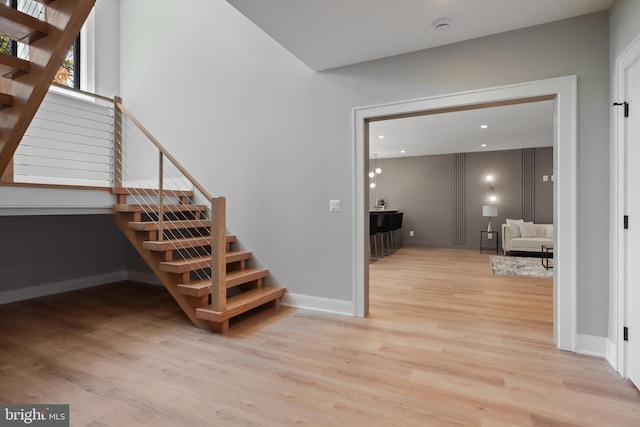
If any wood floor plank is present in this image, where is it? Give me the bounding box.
[0,248,639,426]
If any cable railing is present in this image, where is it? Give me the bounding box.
[6,82,228,311]
[12,89,114,186]
[114,99,227,311]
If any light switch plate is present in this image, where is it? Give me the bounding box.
[330,199,341,212]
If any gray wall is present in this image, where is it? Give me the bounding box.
[610,0,640,61]
[373,148,553,249]
[93,0,120,96]
[120,4,609,336]
[0,215,127,295]
[535,147,554,224]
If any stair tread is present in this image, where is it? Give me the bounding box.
[127,219,211,231]
[225,267,269,287]
[161,250,251,267]
[196,286,286,322]
[159,251,252,273]
[0,52,29,79]
[177,268,269,296]
[143,235,235,251]
[0,3,48,44]
[0,92,13,109]
[111,187,194,197]
[114,203,207,213]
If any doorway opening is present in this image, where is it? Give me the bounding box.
[353,76,577,351]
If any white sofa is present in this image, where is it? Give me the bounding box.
[501,220,554,255]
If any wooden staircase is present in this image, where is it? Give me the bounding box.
[0,0,285,333]
[0,0,95,179]
[112,188,286,334]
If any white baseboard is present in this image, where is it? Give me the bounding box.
[0,271,128,305]
[127,271,162,286]
[281,292,353,316]
[576,334,607,358]
[605,338,618,371]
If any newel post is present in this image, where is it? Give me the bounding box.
[210,197,227,311]
[112,96,123,188]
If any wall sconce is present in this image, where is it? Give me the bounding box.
[486,175,497,202]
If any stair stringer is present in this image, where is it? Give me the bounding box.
[113,212,211,330]
[0,0,96,175]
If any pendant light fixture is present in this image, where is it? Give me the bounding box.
[369,154,382,189]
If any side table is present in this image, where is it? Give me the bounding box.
[480,230,499,254]
[542,244,554,270]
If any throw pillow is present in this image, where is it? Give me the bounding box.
[506,218,524,238]
[519,221,537,238]
[546,225,554,239]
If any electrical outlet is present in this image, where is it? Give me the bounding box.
[329,199,341,212]
[409,231,414,237]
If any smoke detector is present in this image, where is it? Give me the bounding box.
[433,18,451,31]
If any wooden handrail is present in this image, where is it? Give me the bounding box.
[116,102,213,201]
[49,82,115,103]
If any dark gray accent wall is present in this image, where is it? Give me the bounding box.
[453,153,465,245]
[465,150,523,248]
[127,240,154,275]
[534,147,554,224]
[521,148,535,222]
[371,147,553,250]
[371,154,454,247]
[0,215,128,295]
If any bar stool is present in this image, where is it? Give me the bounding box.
[377,212,394,256]
[369,212,379,262]
[391,212,403,251]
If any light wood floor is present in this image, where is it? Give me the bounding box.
[1,248,639,426]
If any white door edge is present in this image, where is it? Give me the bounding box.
[613,32,640,378]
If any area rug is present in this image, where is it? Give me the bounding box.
[490,255,553,279]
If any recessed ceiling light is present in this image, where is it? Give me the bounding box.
[481,144,487,147]
[480,124,488,129]
[378,135,385,139]
[433,18,451,31]
[400,150,406,153]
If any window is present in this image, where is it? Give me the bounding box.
[1,0,80,90]
[54,37,80,89]
[0,36,16,56]
[1,1,17,56]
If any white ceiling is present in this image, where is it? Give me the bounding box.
[226,0,611,158]
[370,100,555,158]
[227,0,613,72]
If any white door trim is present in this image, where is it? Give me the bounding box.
[612,33,640,375]
[353,76,578,351]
